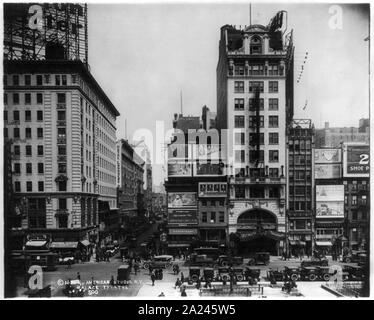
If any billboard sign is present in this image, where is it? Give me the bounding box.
[168,228,198,235]
[316,202,344,219]
[343,144,370,177]
[194,162,223,176]
[314,149,341,163]
[193,144,221,162]
[315,164,341,179]
[168,161,192,177]
[198,182,227,197]
[168,209,197,224]
[316,185,344,219]
[168,192,197,208]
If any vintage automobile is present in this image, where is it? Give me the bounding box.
[245,267,261,281]
[63,280,85,297]
[142,255,173,269]
[189,266,201,282]
[267,268,284,282]
[217,255,244,267]
[299,266,320,281]
[216,267,230,282]
[189,254,215,267]
[117,264,131,284]
[284,266,300,281]
[316,266,332,281]
[58,252,75,265]
[342,250,367,264]
[342,265,365,281]
[300,257,328,267]
[104,245,118,257]
[247,252,270,266]
[232,267,246,282]
[203,268,215,282]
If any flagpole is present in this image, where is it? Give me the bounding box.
[249,4,252,26]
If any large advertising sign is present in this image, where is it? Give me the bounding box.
[315,164,341,179]
[316,185,344,219]
[198,182,227,197]
[315,149,341,163]
[167,161,192,177]
[168,209,197,224]
[343,144,370,177]
[168,192,197,208]
[193,144,221,162]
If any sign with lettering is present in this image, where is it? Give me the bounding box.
[343,144,369,177]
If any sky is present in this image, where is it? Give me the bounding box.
[87,1,370,185]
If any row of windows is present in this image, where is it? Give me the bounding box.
[234,115,279,128]
[14,181,44,192]
[201,212,225,223]
[234,98,279,111]
[234,186,280,198]
[4,127,44,139]
[289,170,312,181]
[234,81,278,93]
[4,92,44,105]
[13,145,44,157]
[4,110,43,122]
[234,150,280,163]
[13,162,44,174]
[234,132,279,145]
[289,140,313,151]
[200,200,225,207]
[4,74,69,86]
[289,201,312,211]
[232,64,282,76]
[345,194,367,206]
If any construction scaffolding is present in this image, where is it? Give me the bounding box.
[3,3,88,65]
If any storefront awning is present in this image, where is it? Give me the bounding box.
[50,241,78,249]
[316,241,332,246]
[80,240,90,247]
[25,240,47,247]
[289,240,306,246]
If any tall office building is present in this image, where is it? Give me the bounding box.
[216,14,294,255]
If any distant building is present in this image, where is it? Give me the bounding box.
[201,105,217,130]
[286,119,315,256]
[315,120,369,148]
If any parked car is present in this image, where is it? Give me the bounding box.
[245,267,261,281]
[299,267,319,281]
[342,265,365,281]
[58,253,75,265]
[248,252,270,266]
[342,250,367,264]
[189,254,215,267]
[284,266,300,281]
[142,255,173,269]
[217,255,244,267]
[267,268,284,282]
[203,268,215,282]
[316,266,332,281]
[216,267,230,282]
[117,264,131,284]
[189,266,201,282]
[63,280,84,297]
[232,267,246,282]
[300,257,328,267]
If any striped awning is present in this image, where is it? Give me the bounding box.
[25,240,47,247]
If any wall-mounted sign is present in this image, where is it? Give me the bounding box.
[168,192,197,208]
[316,185,344,219]
[193,144,221,162]
[168,209,197,224]
[315,164,341,179]
[198,182,227,197]
[194,162,223,176]
[167,161,192,177]
[343,144,369,177]
[315,149,341,163]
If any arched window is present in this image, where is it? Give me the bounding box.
[250,36,262,54]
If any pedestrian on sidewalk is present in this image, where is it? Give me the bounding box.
[158,292,165,297]
[151,271,156,286]
[67,259,72,269]
[110,275,115,286]
[77,272,81,280]
[134,262,139,275]
[175,278,182,289]
[180,272,185,283]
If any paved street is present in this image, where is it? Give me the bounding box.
[15,254,348,298]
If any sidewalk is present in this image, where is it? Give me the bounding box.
[137,280,200,298]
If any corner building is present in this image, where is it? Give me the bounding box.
[4,60,119,244]
[216,23,294,255]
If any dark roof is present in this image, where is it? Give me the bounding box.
[174,117,201,133]
[4,60,120,117]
